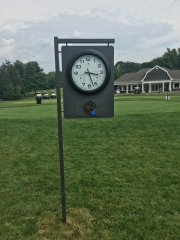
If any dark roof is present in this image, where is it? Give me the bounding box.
[114,68,151,83]
[168,69,180,79]
[114,66,180,83]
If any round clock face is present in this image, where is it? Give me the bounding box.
[68,51,110,93]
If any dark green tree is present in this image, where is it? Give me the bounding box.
[46,71,63,89]
[0,61,11,99]
[141,62,154,68]
[24,61,47,95]
[0,60,23,100]
[115,61,141,76]
[13,60,26,95]
[14,84,22,99]
[14,60,25,78]
[114,66,121,81]
[46,71,56,89]
[114,61,141,81]
[2,83,14,100]
[146,48,180,70]
[151,57,165,68]
[162,48,180,69]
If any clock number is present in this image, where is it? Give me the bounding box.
[86,57,91,61]
[76,65,81,69]
[74,72,78,75]
[88,84,91,89]
[80,60,84,63]
[94,59,96,62]
[98,64,101,68]
[94,82,97,86]
[100,70,103,74]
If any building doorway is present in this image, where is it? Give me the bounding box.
[164,83,169,91]
[144,84,149,92]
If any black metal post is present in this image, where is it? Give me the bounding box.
[54,37,66,223]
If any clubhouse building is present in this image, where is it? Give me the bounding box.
[114,65,180,93]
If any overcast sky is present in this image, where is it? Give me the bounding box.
[0,0,180,73]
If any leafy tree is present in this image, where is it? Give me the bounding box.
[141,62,154,68]
[0,62,10,98]
[14,60,25,79]
[147,48,180,70]
[162,48,180,69]
[37,72,47,91]
[46,71,63,89]
[114,61,141,80]
[115,61,141,76]
[114,67,121,81]
[24,61,47,95]
[14,84,22,99]
[14,60,26,95]
[2,83,14,100]
[46,71,56,89]
[0,60,23,100]
[151,57,165,68]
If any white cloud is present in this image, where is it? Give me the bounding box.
[2,38,15,46]
[0,38,16,61]
[73,30,81,37]
[0,0,178,25]
[1,20,30,33]
[0,0,179,72]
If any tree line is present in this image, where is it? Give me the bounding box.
[114,47,180,80]
[0,47,179,100]
[0,60,62,100]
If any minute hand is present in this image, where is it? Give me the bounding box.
[86,68,94,86]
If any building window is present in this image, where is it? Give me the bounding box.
[124,86,126,91]
[175,83,179,88]
[152,85,154,91]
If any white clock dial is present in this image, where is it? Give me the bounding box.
[71,54,106,91]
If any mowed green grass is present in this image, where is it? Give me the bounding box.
[0,93,180,239]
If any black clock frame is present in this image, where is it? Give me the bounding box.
[66,49,111,94]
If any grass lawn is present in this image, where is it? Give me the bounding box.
[0,92,180,239]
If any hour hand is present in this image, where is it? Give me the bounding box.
[84,71,98,75]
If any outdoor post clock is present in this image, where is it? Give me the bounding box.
[54,38,114,224]
[61,43,114,119]
[67,50,111,94]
